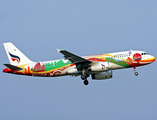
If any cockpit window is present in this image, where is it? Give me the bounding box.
[141,53,148,55]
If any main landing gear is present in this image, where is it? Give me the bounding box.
[81,69,89,85]
[84,79,89,85]
[134,66,138,76]
[81,74,89,85]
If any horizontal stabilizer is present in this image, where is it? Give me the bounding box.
[3,64,23,71]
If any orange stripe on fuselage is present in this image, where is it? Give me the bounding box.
[141,59,155,62]
[25,68,27,74]
[28,66,30,74]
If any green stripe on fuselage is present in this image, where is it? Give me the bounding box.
[105,57,129,67]
[44,60,71,71]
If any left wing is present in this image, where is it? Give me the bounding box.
[57,49,92,66]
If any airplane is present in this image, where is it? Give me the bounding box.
[3,42,155,85]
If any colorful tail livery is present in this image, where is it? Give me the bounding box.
[3,42,155,85]
[3,42,33,66]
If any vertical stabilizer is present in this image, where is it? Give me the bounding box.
[3,42,33,66]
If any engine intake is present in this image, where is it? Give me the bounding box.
[92,70,112,80]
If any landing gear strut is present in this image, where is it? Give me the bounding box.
[134,66,138,76]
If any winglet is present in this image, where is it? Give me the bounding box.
[57,49,61,53]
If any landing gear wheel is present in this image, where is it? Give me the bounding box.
[81,74,87,80]
[135,72,138,76]
[84,80,89,85]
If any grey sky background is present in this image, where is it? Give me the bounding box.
[0,0,157,120]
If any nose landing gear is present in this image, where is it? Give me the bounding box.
[135,72,138,76]
[134,66,138,76]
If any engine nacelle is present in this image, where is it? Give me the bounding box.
[91,70,112,80]
[90,62,108,72]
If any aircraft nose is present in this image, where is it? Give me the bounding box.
[149,55,156,63]
[152,56,156,62]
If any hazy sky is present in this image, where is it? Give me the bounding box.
[1,1,157,120]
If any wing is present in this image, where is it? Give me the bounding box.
[57,49,92,69]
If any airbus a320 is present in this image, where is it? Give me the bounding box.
[3,42,155,85]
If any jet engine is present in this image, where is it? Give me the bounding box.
[90,62,108,72]
[91,70,112,80]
